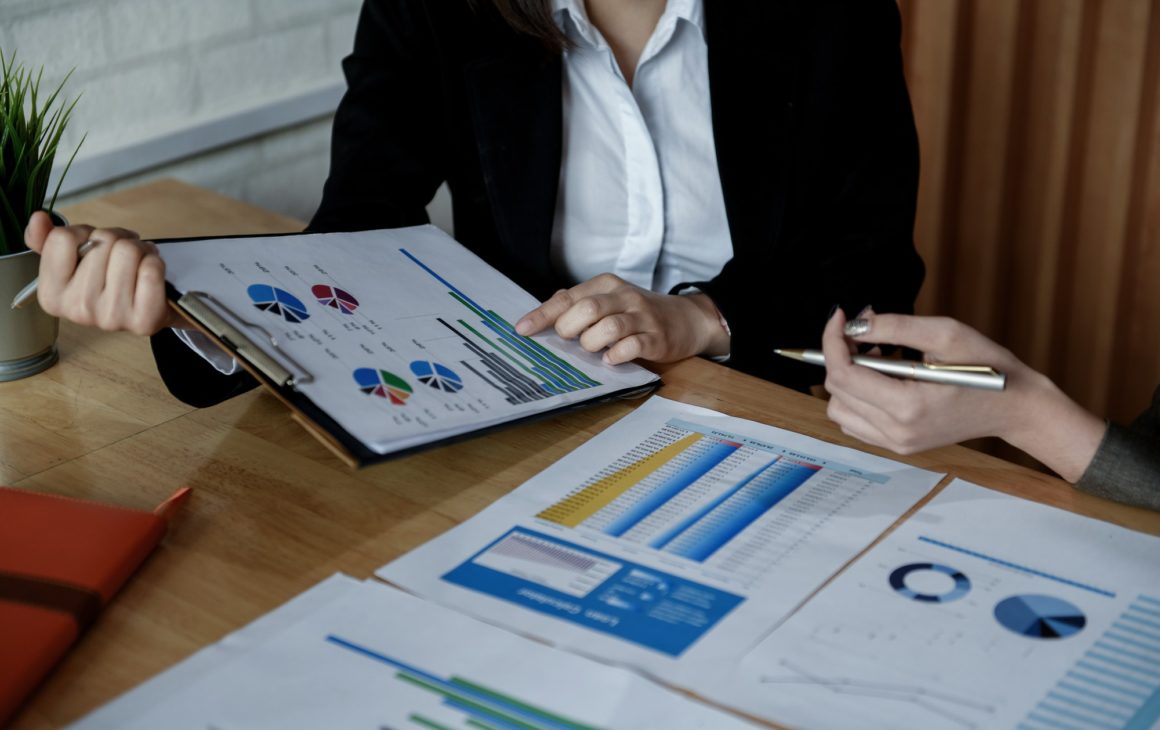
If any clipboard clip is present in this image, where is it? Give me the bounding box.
[177,291,316,388]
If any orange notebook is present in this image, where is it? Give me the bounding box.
[0,485,190,726]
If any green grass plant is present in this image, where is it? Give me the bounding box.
[0,50,83,256]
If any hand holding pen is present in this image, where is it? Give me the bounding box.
[775,348,1006,391]
[813,308,1106,480]
[10,238,100,309]
[812,308,1034,454]
[16,211,182,334]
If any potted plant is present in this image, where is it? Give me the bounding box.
[0,50,82,381]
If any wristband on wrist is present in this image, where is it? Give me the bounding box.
[677,286,731,337]
[677,286,731,362]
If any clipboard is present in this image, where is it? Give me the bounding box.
[160,231,662,468]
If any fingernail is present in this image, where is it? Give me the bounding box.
[827,303,840,320]
[856,305,874,318]
[845,318,870,337]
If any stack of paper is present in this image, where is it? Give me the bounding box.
[72,396,1160,729]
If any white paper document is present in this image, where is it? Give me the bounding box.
[703,479,1160,730]
[377,397,945,686]
[161,227,657,455]
[71,575,756,730]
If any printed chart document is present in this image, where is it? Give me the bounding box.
[70,575,757,730]
[378,397,944,686]
[161,226,658,462]
[704,479,1160,730]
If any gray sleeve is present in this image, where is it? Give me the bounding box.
[1074,386,1160,511]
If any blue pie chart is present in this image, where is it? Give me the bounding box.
[248,284,310,323]
[410,360,464,393]
[994,594,1086,639]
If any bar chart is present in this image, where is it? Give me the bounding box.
[1020,594,1160,730]
[327,634,600,730]
[401,248,601,405]
[538,418,871,574]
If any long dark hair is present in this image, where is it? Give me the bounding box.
[477,0,569,52]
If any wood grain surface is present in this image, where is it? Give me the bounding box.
[4,180,1157,729]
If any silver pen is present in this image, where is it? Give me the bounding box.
[10,238,101,309]
[774,348,1007,391]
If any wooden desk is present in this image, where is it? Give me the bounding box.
[5,180,1158,729]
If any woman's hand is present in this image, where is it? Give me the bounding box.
[822,309,1105,482]
[515,273,730,364]
[24,211,187,335]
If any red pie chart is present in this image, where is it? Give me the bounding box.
[312,284,360,314]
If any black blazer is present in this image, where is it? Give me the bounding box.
[153,0,924,407]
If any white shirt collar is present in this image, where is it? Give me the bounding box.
[551,0,705,50]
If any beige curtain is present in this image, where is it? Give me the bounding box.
[898,0,1160,427]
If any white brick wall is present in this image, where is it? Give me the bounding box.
[0,0,364,222]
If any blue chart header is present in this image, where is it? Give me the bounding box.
[668,419,889,483]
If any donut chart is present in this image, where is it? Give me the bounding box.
[248,284,310,323]
[353,368,413,405]
[994,594,1086,639]
[889,562,971,603]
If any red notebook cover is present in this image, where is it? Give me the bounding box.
[0,486,190,726]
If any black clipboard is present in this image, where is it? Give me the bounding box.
[161,235,661,468]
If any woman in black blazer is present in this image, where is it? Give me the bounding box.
[27,0,924,408]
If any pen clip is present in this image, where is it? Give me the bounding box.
[920,363,1001,375]
[179,291,316,387]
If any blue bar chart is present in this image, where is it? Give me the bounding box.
[603,438,742,538]
[537,418,876,571]
[653,458,820,561]
[1021,594,1160,730]
[401,248,600,405]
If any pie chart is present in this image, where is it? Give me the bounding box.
[994,594,1086,639]
[312,284,359,314]
[410,360,464,393]
[889,563,971,603]
[353,368,413,405]
[248,284,310,323]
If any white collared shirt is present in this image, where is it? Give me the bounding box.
[549,0,733,293]
[179,0,734,375]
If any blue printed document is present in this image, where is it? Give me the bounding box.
[700,479,1160,730]
[377,396,945,687]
